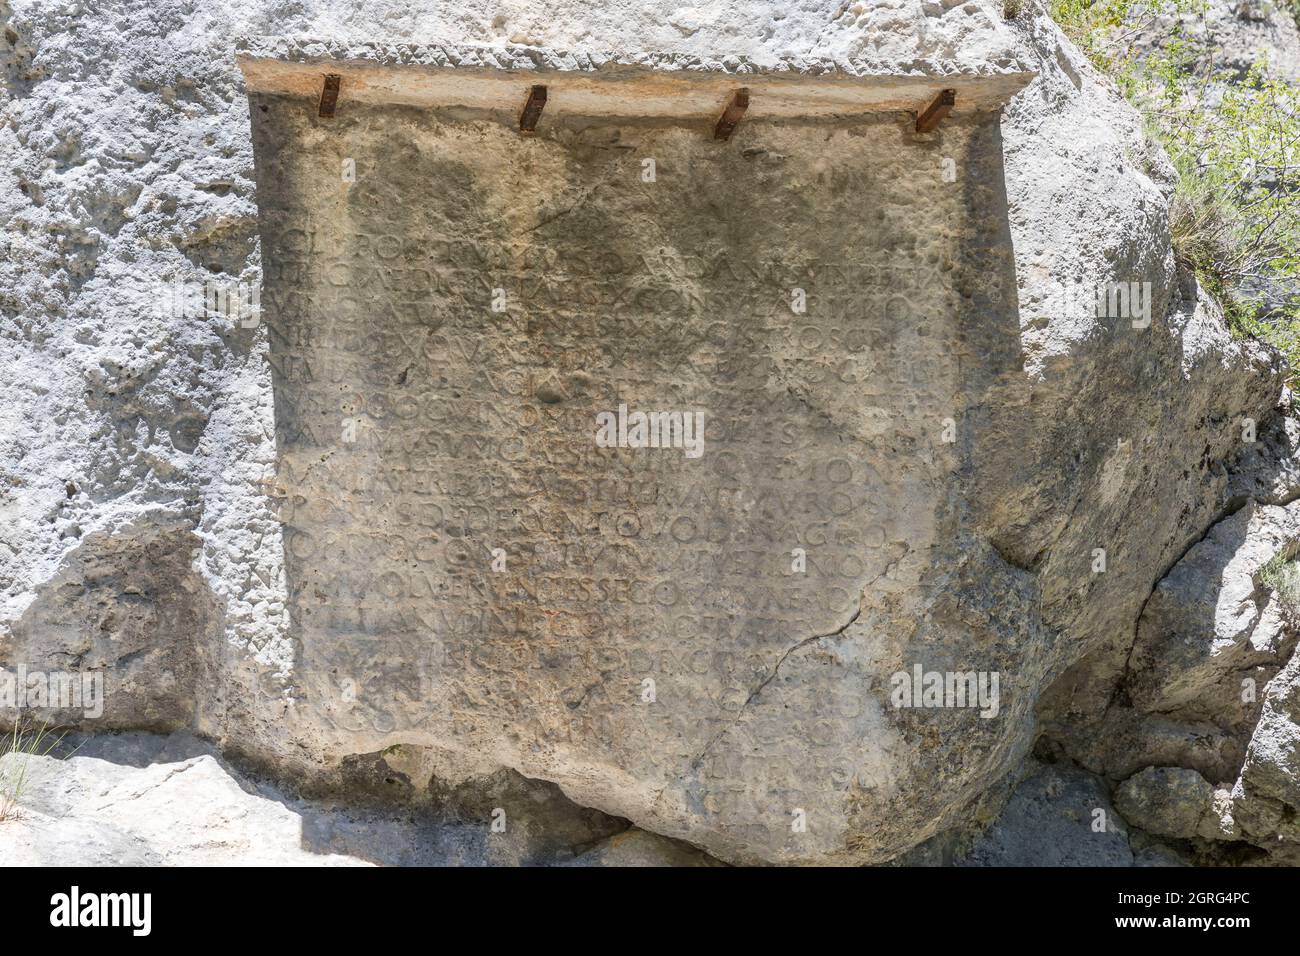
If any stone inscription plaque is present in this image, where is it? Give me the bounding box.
[250,97,1004,863]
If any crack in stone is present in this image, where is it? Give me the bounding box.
[516,177,610,236]
[1108,496,1258,722]
[1104,484,1300,725]
[688,603,863,771]
[91,758,203,813]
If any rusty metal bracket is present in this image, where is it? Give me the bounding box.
[519,85,548,134]
[318,73,341,118]
[915,89,955,134]
[714,88,750,141]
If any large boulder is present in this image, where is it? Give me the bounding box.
[0,0,1292,863]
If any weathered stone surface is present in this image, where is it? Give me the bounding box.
[566,828,724,867]
[237,34,1030,80]
[975,3,1283,782]
[957,762,1134,867]
[230,3,1030,79]
[1114,766,1227,841]
[1039,472,1300,862]
[235,36,1035,119]
[1231,649,1300,850]
[1,522,221,731]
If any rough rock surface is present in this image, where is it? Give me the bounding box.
[1114,766,1231,841]
[2,0,1300,865]
[1032,488,1300,862]
[957,762,1135,867]
[0,731,720,865]
[1232,646,1300,855]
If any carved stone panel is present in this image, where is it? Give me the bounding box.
[250,93,1030,864]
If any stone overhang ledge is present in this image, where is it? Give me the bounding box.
[235,36,1036,123]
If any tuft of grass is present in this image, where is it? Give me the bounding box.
[1257,551,1300,607]
[1169,164,1239,282]
[0,719,63,822]
[1004,0,1025,18]
[1167,153,1264,330]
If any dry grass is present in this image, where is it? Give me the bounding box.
[0,719,63,821]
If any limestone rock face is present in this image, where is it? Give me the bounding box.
[1133,0,1300,82]
[1233,648,1300,852]
[1,0,1299,865]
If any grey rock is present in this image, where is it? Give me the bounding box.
[959,762,1134,867]
[1114,766,1221,840]
[1231,650,1300,849]
[1132,0,1300,83]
